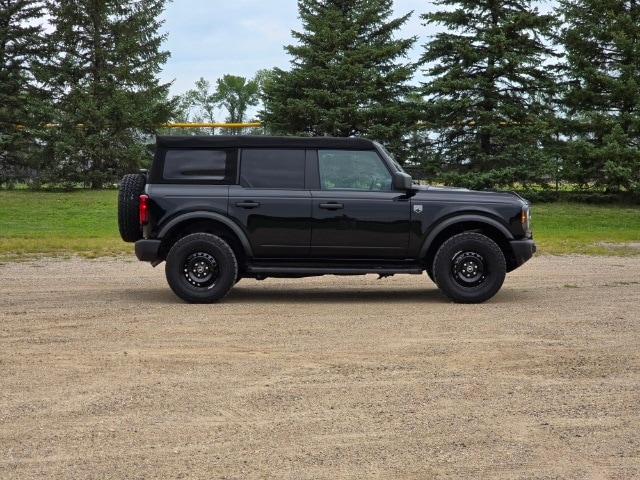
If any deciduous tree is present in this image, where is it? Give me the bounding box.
[171,77,218,135]
[213,74,260,132]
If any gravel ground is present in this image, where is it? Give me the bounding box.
[1,255,639,479]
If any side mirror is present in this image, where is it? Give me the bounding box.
[392,171,413,190]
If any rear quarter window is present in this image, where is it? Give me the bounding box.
[160,149,236,183]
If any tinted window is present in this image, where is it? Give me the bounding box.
[240,149,305,189]
[164,149,228,181]
[318,150,392,190]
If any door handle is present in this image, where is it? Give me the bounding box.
[319,202,344,210]
[235,201,260,209]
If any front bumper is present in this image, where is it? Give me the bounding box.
[135,239,162,262]
[510,238,536,267]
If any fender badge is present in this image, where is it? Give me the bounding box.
[413,205,423,213]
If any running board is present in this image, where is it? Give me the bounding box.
[245,265,424,276]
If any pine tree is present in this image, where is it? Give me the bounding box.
[0,0,47,184]
[261,0,418,161]
[421,0,558,189]
[35,0,175,188]
[559,0,640,191]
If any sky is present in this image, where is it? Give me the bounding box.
[158,1,558,101]
[158,0,432,97]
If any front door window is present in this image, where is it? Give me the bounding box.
[318,150,392,191]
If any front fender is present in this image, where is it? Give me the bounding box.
[418,214,514,259]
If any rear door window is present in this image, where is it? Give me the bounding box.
[240,149,306,189]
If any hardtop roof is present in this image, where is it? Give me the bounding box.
[156,135,378,150]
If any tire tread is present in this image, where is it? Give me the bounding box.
[165,233,238,303]
[118,174,146,242]
[433,232,506,304]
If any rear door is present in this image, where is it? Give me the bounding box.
[310,149,411,258]
[228,148,312,257]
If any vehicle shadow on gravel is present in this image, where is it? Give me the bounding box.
[226,286,445,304]
[124,284,528,305]
[122,285,446,304]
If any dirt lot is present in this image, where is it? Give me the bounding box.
[1,254,639,479]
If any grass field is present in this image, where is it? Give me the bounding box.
[0,190,639,259]
[533,203,640,255]
[0,190,125,259]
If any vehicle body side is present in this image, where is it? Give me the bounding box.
[136,137,532,279]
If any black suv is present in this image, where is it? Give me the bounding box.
[118,135,535,304]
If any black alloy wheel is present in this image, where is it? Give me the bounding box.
[433,232,506,303]
[165,233,238,303]
[451,251,486,288]
[183,251,219,288]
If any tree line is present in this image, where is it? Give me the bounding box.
[1,0,639,193]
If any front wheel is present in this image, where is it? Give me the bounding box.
[165,233,238,303]
[433,232,506,303]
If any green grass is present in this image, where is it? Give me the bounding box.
[0,190,128,259]
[533,203,640,255]
[0,191,639,259]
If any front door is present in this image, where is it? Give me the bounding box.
[311,149,411,258]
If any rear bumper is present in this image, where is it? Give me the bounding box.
[135,239,162,262]
[510,238,536,267]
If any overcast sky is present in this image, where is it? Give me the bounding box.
[158,1,558,99]
[158,0,432,97]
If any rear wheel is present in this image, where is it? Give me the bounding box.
[433,232,506,303]
[118,173,146,242]
[165,233,238,303]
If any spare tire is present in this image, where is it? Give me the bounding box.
[118,173,146,242]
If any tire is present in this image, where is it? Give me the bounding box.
[426,264,435,284]
[118,173,146,242]
[433,232,506,304]
[165,233,238,303]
